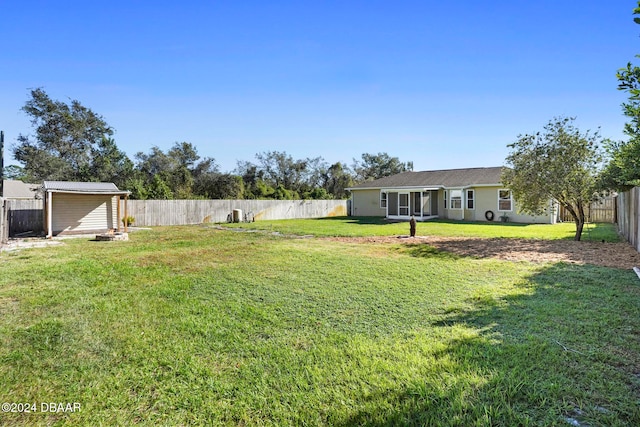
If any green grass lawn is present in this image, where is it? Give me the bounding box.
[0,221,638,426]
[221,216,620,241]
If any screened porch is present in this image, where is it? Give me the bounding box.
[383,189,439,220]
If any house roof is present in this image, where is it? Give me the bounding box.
[42,181,129,195]
[348,166,505,190]
[2,180,41,199]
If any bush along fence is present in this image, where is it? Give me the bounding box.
[1,198,349,238]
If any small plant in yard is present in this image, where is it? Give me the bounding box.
[122,216,135,226]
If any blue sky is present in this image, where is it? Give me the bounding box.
[1,1,639,173]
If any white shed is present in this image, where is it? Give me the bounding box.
[42,181,130,238]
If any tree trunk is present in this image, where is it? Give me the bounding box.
[574,218,584,241]
[561,201,585,241]
[573,200,586,241]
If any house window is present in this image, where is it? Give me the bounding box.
[450,189,462,210]
[380,192,387,208]
[466,189,475,210]
[443,190,447,208]
[498,189,513,211]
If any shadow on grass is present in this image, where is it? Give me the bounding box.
[401,244,463,261]
[339,263,640,426]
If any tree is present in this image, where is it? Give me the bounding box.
[601,2,640,190]
[502,117,604,241]
[133,142,217,199]
[352,152,412,182]
[88,137,135,188]
[238,151,328,199]
[194,173,244,199]
[235,160,274,199]
[133,146,175,199]
[146,174,173,200]
[168,141,199,169]
[2,165,27,181]
[13,88,133,184]
[254,151,321,197]
[321,162,354,199]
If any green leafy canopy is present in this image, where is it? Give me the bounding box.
[600,2,640,190]
[502,116,604,241]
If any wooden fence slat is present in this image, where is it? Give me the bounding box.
[558,196,616,223]
[123,199,348,226]
[617,188,640,252]
[4,199,348,238]
[4,199,44,237]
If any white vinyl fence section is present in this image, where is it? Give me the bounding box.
[124,199,348,226]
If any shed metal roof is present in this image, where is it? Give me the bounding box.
[348,166,505,190]
[43,181,128,194]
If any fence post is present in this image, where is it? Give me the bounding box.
[0,198,7,245]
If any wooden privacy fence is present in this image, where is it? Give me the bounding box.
[125,199,349,226]
[1,198,349,239]
[558,196,616,223]
[0,198,44,242]
[617,188,640,252]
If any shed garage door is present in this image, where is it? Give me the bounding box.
[52,193,117,234]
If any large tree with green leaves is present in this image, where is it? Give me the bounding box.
[133,142,219,199]
[352,152,412,182]
[236,151,328,199]
[502,117,604,241]
[13,88,133,186]
[601,2,640,190]
[321,162,354,199]
[2,165,27,181]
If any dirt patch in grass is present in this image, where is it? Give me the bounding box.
[322,235,640,269]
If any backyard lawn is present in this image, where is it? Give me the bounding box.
[0,219,638,426]
[220,216,620,241]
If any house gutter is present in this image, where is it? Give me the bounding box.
[346,186,443,192]
[379,187,442,193]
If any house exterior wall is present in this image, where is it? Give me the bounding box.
[51,193,117,234]
[350,189,385,217]
[350,186,556,224]
[438,189,464,221]
[473,187,499,221]
[471,186,555,223]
